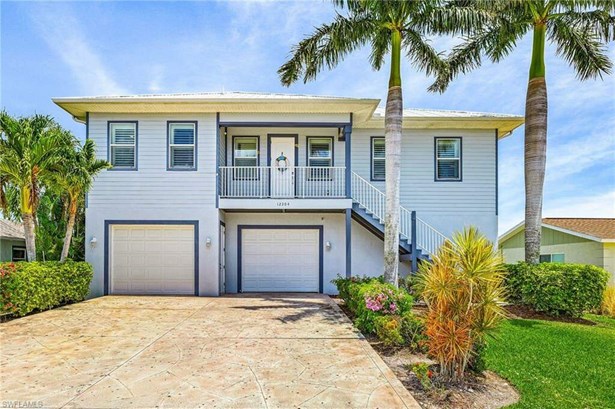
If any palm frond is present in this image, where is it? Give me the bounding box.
[554,9,615,42]
[403,29,446,77]
[369,28,391,71]
[278,12,376,86]
[549,17,613,80]
[429,17,530,93]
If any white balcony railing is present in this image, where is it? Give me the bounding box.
[219,166,346,198]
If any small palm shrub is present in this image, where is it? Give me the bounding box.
[601,286,615,318]
[416,227,506,381]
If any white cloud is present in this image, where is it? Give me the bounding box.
[29,4,127,96]
[545,190,615,218]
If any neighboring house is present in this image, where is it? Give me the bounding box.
[53,92,523,297]
[499,218,615,283]
[0,219,26,262]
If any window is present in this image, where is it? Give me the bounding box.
[233,136,259,180]
[12,246,26,262]
[307,137,333,180]
[540,253,565,263]
[435,138,461,181]
[371,137,385,181]
[168,122,197,170]
[109,122,137,169]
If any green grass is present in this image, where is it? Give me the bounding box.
[485,315,615,409]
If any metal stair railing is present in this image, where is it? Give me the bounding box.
[350,172,447,257]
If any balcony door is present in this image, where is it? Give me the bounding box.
[269,136,296,198]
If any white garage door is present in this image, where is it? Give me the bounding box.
[241,228,320,292]
[111,224,195,295]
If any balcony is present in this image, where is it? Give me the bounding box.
[219,166,346,199]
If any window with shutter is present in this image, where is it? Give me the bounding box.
[435,138,461,181]
[371,137,385,181]
[168,122,196,170]
[307,137,333,180]
[109,122,137,169]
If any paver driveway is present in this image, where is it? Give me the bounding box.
[0,294,419,408]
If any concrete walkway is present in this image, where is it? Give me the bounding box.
[0,294,419,408]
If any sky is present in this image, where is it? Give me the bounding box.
[1,0,614,234]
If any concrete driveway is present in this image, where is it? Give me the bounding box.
[0,295,419,408]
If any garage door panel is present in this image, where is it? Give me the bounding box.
[111,224,195,295]
[241,228,320,292]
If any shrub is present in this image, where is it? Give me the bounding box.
[332,275,416,339]
[401,273,422,300]
[374,315,404,347]
[0,261,93,317]
[416,227,506,381]
[411,362,433,390]
[400,312,428,351]
[504,262,609,317]
[353,281,413,333]
[600,286,615,317]
[332,275,381,303]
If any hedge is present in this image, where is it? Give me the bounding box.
[504,262,609,317]
[332,275,425,349]
[0,261,93,317]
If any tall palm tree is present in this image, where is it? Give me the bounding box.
[430,0,614,264]
[279,0,488,285]
[52,139,110,262]
[0,112,69,261]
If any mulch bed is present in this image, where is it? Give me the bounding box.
[504,304,596,326]
[333,298,519,409]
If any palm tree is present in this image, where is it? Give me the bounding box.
[53,139,110,261]
[278,0,488,285]
[430,0,614,264]
[0,112,69,261]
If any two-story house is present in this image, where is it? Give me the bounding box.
[53,92,523,297]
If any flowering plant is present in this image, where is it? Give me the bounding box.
[365,288,399,314]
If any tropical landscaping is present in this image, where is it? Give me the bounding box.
[0,112,107,318]
[1,0,614,407]
[332,226,614,408]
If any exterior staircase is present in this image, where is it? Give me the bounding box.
[350,172,447,272]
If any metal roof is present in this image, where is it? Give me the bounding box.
[52,91,524,136]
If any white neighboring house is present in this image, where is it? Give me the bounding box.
[53,92,523,297]
[0,219,26,262]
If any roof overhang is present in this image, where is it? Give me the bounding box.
[52,96,380,124]
[357,116,524,138]
[499,221,612,244]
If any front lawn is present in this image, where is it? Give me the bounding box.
[486,314,615,408]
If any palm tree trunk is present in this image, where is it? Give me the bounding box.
[22,212,36,261]
[60,199,77,262]
[524,24,548,264]
[383,29,403,286]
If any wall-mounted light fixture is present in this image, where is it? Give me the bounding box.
[325,241,332,250]
[90,237,98,248]
[205,237,212,247]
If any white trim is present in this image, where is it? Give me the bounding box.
[499,221,609,244]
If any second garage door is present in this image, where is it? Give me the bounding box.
[240,227,321,292]
[110,224,195,295]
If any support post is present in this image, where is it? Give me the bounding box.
[344,114,352,198]
[411,210,418,273]
[345,208,352,278]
